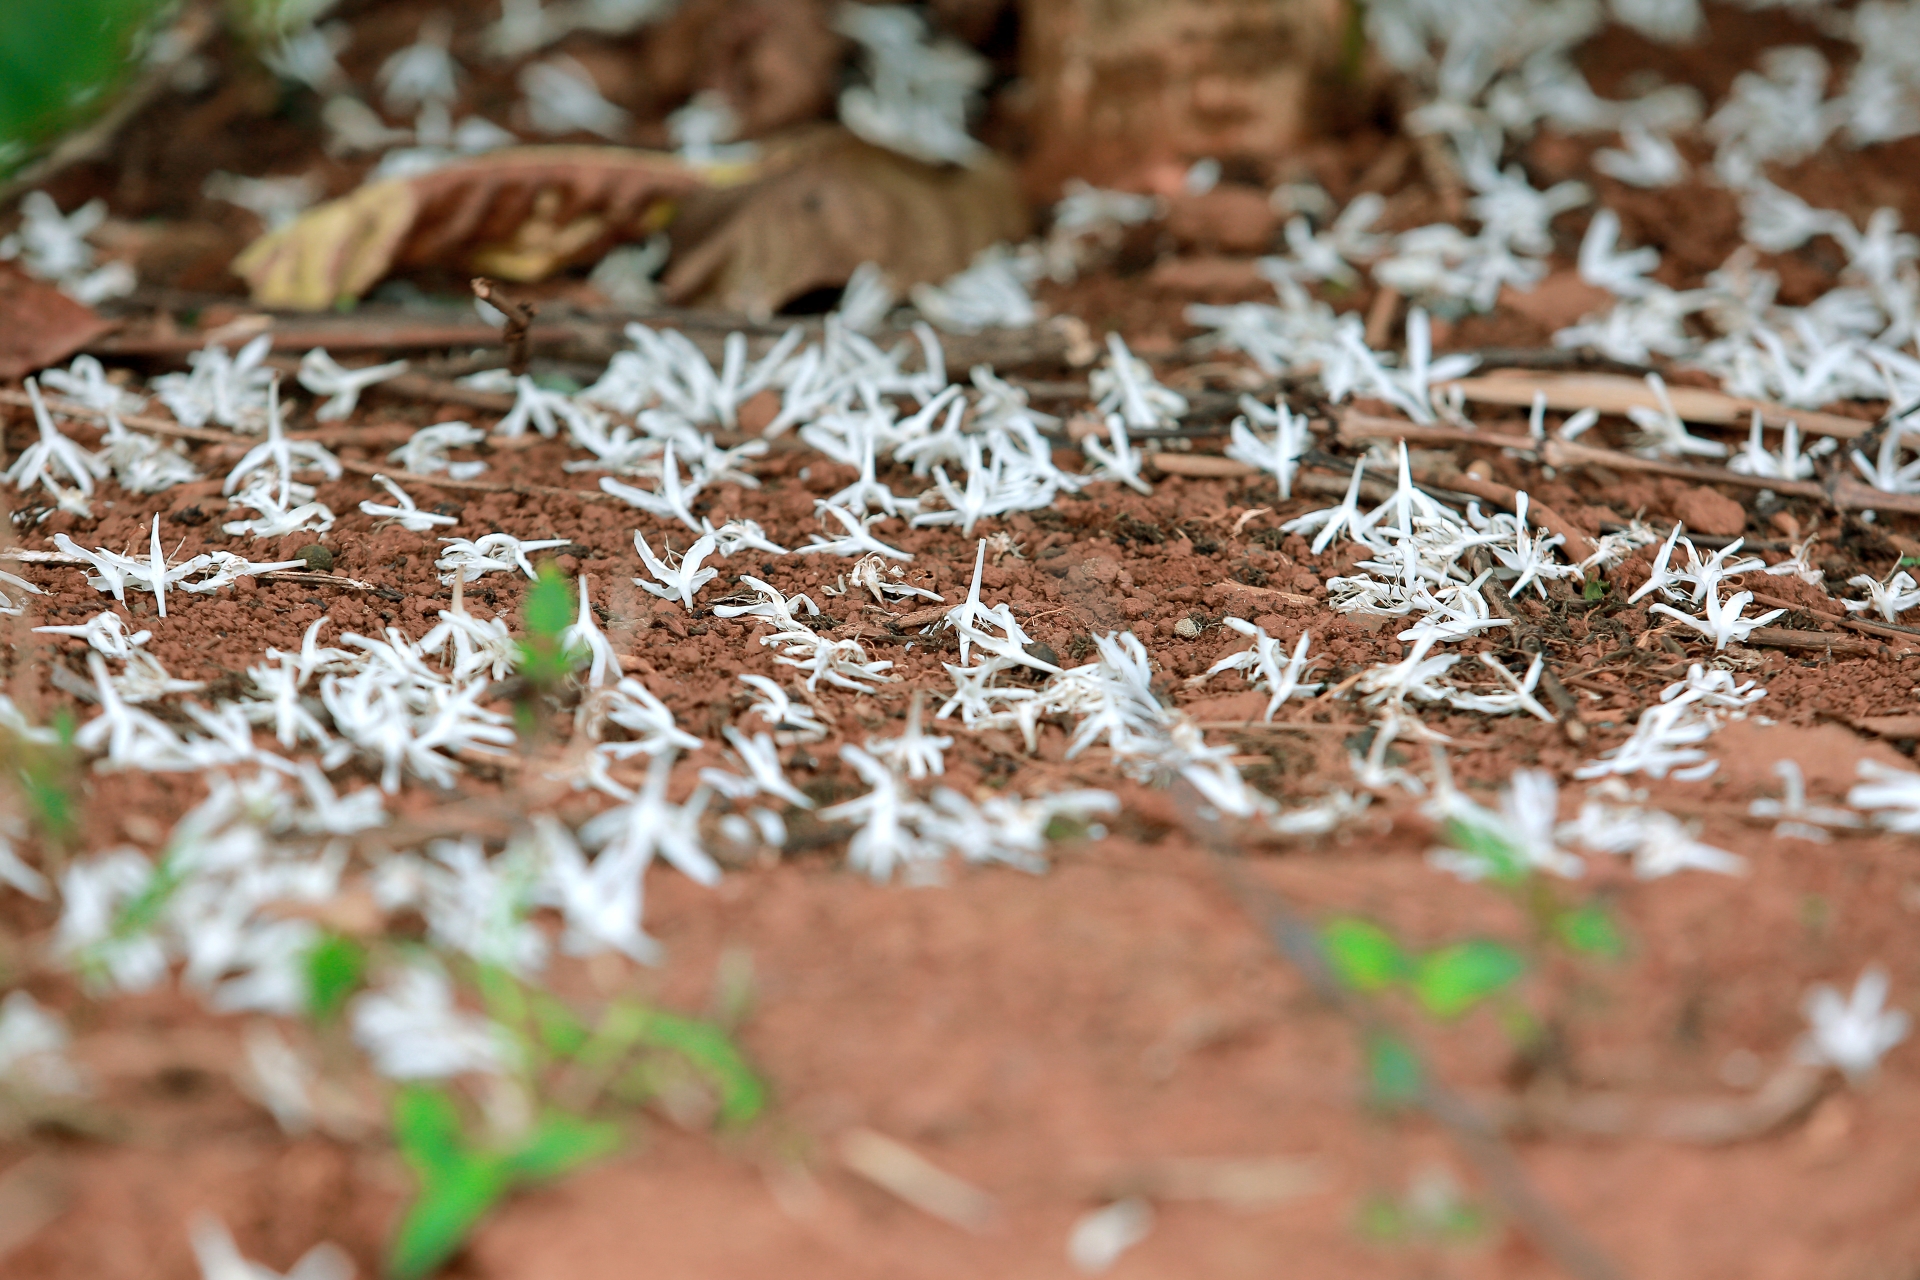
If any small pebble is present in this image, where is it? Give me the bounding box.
[1174,617,1202,639]
[295,544,334,573]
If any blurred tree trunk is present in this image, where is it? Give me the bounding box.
[1016,0,1349,195]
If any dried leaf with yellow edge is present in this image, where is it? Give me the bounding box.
[235,148,733,310]
[662,126,1028,320]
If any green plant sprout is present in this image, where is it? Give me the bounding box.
[515,562,587,690]
[376,959,767,1278]
[3,707,79,849]
[1319,816,1624,1107]
[389,1084,622,1280]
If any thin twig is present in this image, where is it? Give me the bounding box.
[472,278,537,376]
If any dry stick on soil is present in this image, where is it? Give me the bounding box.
[472,278,537,376]
[336,458,623,504]
[1440,370,1870,439]
[1336,408,1920,516]
[836,1128,998,1233]
[1176,783,1627,1280]
[1745,627,1889,658]
[1744,590,1920,642]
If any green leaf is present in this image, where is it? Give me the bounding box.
[386,1087,623,1280]
[1582,578,1605,601]
[1441,816,1527,886]
[529,990,592,1060]
[392,1085,469,1180]
[503,1112,623,1183]
[304,933,367,1021]
[1411,940,1526,1020]
[524,563,574,640]
[515,563,585,687]
[388,1153,513,1280]
[1365,1031,1422,1107]
[1320,918,1409,993]
[1554,903,1624,958]
[627,1006,768,1126]
[0,0,168,177]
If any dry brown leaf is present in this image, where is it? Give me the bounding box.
[662,126,1029,319]
[235,147,719,310]
[0,263,114,379]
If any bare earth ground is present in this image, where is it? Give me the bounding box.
[6,3,1920,1279]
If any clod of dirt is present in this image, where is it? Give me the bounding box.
[662,126,1028,318]
[235,148,714,309]
[1668,484,1747,537]
[294,544,335,573]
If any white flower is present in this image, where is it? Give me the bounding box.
[1282,457,1369,554]
[1797,967,1910,1083]
[1193,619,1321,721]
[155,333,277,432]
[1626,373,1728,458]
[1431,768,1585,881]
[533,815,661,965]
[223,379,342,500]
[867,692,952,780]
[1082,413,1152,496]
[1843,569,1920,623]
[5,378,103,497]
[738,673,829,740]
[298,348,407,421]
[352,963,510,1080]
[190,1212,352,1280]
[835,260,896,333]
[1750,759,1862,841]
[834,2,985,165]
[704,517,789,557]
[797,503,913,560]
[910,245,1038,333]
[1649,588,1785,650]
[0,991,83,1094]
[1559,795,1744,878]
[1225,397,1311,500]
[436,532,570,584]
[709,726,815,808]
[634,530,719,609]
[1846,759,1920,832]
[520,54,629,138]
[578,751,723,888]
[1573,694,1720,781]
[359,473,456,532]
[1577,208,1662,298]
[390,420,488,479]
[0,191,135,303]
[1727,411,1830,480]
[377,14,459,113]
[1090,333,1187,431]
[822,744,935,882]
[1593,125,1687,188]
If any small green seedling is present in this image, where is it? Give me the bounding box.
[1322,917,1527,1023]
[304,933,369,1022]
[388,1085,622,1280]
[515,562,585,690]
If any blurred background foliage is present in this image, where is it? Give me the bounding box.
[0,0,329,181]
[0,0,173,178]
